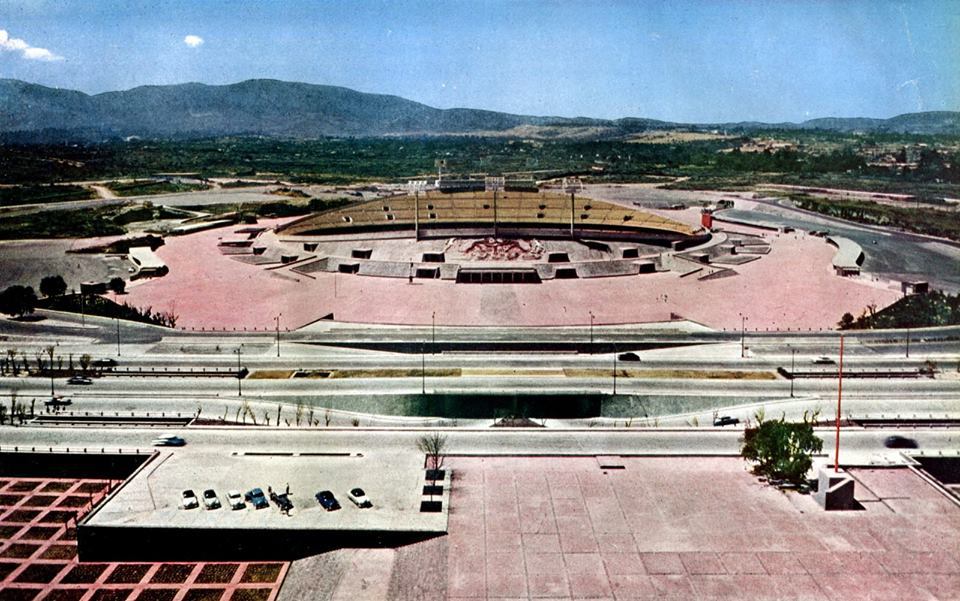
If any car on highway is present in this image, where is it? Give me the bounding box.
[67,376,93,385]
[713,416,740,427]
[884,435,918,449]
[181,490,199,510]
[151,434,186,447]
[812,356,835,365]
[226,490,245,510]
[618,352,640,362]
[44,397,72,408]
[245,488,270,509]
[347,487,372,508]
[202,489,221,510]
[92,358,119,369]
[315,490,341,511]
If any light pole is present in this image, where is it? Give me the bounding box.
[116,318,121,357]
[421,342,426,395]
[431,311,436,354]
[789,348,796,397]
[905,327,910,358]
[589,311,595,350]
[235,346,243,397]
[612,346,618,395]
[739,313,748,358]
[274,313,282,358]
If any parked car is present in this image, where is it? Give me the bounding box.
[226,490,245,510]
[67,376,93,385]
[44,396,72,408]
[347,488,372,508]
[270,491,294,512]
[245,488,269,509]
[315,490,341,511]
[884,435,918,449]
[181,490,199,510]
[713,415,740,427]
[618,352,640,362]
[202,489,221,510]
[151,434,186,447]
[92,358,118,368]
[812,356,835,365]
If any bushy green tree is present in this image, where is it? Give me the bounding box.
[741,412,822,485]
[108,277,126,294]
[39,275,67,298]
[0,285,38,318]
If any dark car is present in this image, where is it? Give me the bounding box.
[67,376,93,385]
[244,488,270,509]
[44,396,72,408]
[812,356,835,365]
[315,490,341,511]
[270,491,294,512]
[618,352,640,362]
[92,358,119,368]
[884,435,918,449]
[713,416,740,427]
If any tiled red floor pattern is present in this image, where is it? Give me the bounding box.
[0,478,288,601]
[445,457,960,600]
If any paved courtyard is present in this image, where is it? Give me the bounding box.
[117,219,898,332]
[440,456,960,600]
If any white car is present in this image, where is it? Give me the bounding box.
[347,487,372,508]
[226,490,245,510]
[202,489,221,510]
[152,434,186,447]
[181,489,199,510]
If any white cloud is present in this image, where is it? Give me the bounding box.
[0,28,63,61]
[184,35,204,48]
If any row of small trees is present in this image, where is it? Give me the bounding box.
[0,274,126,319]
[0,347,93,377]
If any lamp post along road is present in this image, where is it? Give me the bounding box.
[275,313,282,358]
[235,346,243,397]
[116,318,121,357]
[790,348,796,397]
[739,314,748,358]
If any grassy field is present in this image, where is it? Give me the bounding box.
[0,184,94,207]
[106,180,209,196]
[564,368,778,379]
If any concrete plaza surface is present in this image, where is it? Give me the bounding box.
[283,456,960,600]
[86,448,444,534]
[115,218,899,331]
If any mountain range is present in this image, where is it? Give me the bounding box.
[2,78,958,142]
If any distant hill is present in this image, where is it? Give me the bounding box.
[1,78,958,141]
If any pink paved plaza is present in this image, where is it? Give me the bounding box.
[117,220,900,331]
[438,456,960,600]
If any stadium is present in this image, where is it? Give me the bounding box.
[271,187,709,284]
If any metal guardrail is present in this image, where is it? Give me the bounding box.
[0,445,149,455]
[778,366,930,379]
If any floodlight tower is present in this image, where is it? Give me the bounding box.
[408,180,427,241]
[564,177,581,239]
[486,176,504,239]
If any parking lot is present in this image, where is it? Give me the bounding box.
[83,447,445,534]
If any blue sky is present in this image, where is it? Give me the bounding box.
[1,0,957,122]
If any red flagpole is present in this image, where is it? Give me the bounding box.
[834,335,844,472]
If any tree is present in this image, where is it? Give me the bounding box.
[838,312,854,329]
[109,277,126,295]
[79,354,92,374]
[0,285,38,318]
[741,411,822,486]
[417,431,448,475]
[39,275,67,298]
